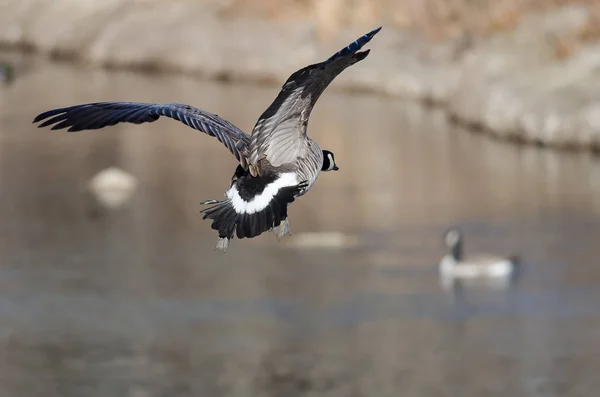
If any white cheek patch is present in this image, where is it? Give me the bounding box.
[327,154,335,170]
[226,172,299,214]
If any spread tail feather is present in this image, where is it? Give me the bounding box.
[200,181,307,242]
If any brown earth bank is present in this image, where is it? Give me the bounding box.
[2,0,600,151]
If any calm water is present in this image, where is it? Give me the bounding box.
[1,55,600,397]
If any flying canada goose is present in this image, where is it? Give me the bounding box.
[33,27,382,252]
[439,227,517,282]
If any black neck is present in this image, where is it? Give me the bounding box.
[451,241,463,261]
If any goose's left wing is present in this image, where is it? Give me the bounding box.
[33,102,251,163]
[247,27,381,173]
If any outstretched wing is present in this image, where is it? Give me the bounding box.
[33,102,251,163]
[248,26,381,171]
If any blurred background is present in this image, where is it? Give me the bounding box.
[2,1,600,396]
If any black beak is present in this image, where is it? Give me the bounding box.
[333,165,339,171]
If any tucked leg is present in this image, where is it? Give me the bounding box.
[272,218,292,240]
[215,236,231,253]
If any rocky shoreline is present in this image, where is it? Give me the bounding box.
[1,1,600,152]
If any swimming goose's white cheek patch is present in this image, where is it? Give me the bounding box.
[226,172,299,214]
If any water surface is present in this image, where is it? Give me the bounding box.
[1,56,600,396]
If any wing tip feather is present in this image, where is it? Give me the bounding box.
[327,25,382,61]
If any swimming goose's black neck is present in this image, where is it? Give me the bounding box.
[451,241,463,261]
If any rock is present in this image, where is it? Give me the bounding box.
[88,167,138,209]
[447,5,600,149]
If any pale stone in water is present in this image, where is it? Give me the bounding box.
[88,167,138,209]
[284,231,359,249]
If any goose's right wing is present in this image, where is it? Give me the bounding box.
[33,102,251,163]
[248,27,382,171]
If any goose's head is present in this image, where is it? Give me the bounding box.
[443,227,463,260]
[322,150,339,172]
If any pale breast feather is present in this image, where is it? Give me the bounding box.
[294,142,323,195]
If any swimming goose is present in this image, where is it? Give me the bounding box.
[439,228,516,281]
[33,27,382,252]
